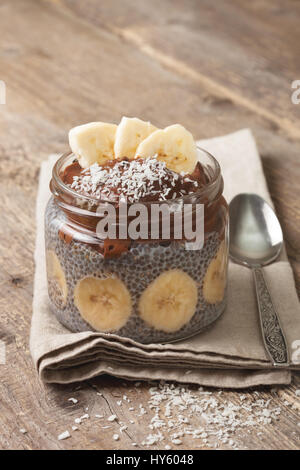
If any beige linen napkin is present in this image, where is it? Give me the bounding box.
[30,129,300,388]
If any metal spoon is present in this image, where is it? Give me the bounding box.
[229,193,289,366]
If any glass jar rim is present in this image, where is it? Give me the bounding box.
[51,147,222,206]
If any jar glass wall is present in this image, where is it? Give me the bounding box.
[45,148,229,343]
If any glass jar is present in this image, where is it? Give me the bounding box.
[45,148,229,343]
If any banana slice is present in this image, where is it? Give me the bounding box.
[203,241,227,304]
[46,250,68,306]
[138,269,198,332]
[69,122,117,168]
[74,276,132,332]
[114,116,157,160]
[135,124,197,173]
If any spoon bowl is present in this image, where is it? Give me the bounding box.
[229,193,283,267]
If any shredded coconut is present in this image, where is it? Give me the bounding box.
[108,414,117,422]
[58,431,70,441]
[57,379,298,449]
[74,414,89,425]
[139,382,285,449]
[69,157,198,203]
[68,398,78,404]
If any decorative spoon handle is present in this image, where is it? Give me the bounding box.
[253,267,289,366]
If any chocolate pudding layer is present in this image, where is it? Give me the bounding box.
[63,157,207,203]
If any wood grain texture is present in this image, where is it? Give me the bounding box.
[0,0,299,450]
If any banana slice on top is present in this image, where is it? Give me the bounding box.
[69,122,117,168]
[135,124,197,173]
[46,250,68,306]
[74,276,132,332]
[138,269,198,332]
[203,241,228,304]
[114,116,157,160]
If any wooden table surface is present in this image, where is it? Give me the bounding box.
[0,0,299,450]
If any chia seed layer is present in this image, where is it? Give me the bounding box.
[45,197,227,344]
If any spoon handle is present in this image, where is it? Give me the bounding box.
[253,267,289,366]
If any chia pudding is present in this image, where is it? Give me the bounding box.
[45,118,229,343]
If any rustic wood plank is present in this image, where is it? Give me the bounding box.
[61,0,300,137]
[0,0,299,449]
